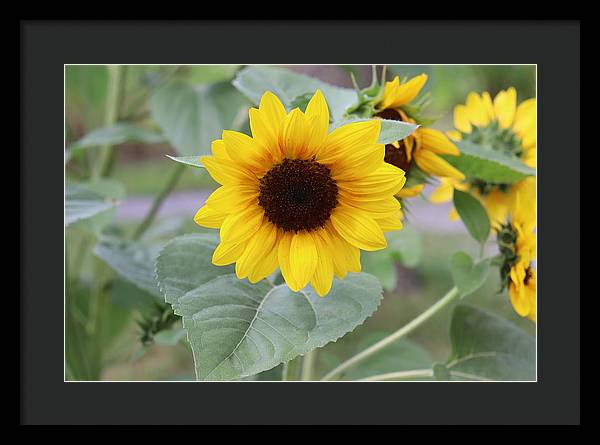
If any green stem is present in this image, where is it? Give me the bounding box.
[358,369,433,381]
[95,65,123,179]
[282,358,300,381]
[321,286,460,381]
[300,350,317,381]
[131,163,186,240]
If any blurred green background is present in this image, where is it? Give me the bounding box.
[65,65,536,381]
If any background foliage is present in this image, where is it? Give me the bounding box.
[65,65,535,381]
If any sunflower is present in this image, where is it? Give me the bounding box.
[432,87,536,225]
[496,181,536,321]
[194,90,406,296]
[375,74,465,200]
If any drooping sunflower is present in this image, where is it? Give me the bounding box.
[194,90,406,296]
[432,87,536,225]
[375,74,465,199]
[496,180,536,321]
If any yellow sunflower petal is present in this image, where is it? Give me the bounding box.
[481,92,495,121]
[212,239,247,266]
[277,231,299,291]
[375,211,403,232]
[248,240,279,283]
[211,139,230,160]
[280,108,310,160]
[324,222,361,278]
[466,92,489,127]
[331,205,387,251]
[494,87,517,129]
[396,183,424,199]
[288,231,318,292]
[194,204,227,228]
[446,130,462,141]
[337,163,405,197]
[304,89,329,152]
[311,230,335,297]
[414,149,465,180]
[417,128,460,156]
[512,98,536,134]
[219,205,264,245]
[339,193,401,218]
[235,220,278,282]
[429,178,460,203]
[201,156,256,186]
[222,130,270,174]
[318,119,381,164]
[379,74,428,109]
[454,105,472,134]
[248,91,287,163]
[203,184,258,214]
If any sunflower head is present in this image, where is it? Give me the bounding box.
[195,90,407,296]
[496,184,536,321]
[431,88,536,224]
[373,74,464,202]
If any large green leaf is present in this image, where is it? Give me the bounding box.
[330,118,418,144]
[233,66,357,122]
[450,252,491,298]
[341,332,433,380]
[445,304,535,381]
[93,236,163,299]
[150,82,248,156]
[453,190,490,244]
[444,140,536,184]
[155,233,384,381]
[65,182,119,227]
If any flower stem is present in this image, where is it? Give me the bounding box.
[358,369,434,381]
[300,350,317,381]
[320,286,460,381]
[131,162,186,240]
[281,358,300,381]
[95,65,123,179]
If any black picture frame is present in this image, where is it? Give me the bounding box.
[21,20,580,425]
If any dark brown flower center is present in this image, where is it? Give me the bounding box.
[376,109,412,174]
[258,158,338,233]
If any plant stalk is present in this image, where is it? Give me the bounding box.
[95,65,123,179]
[321,286,460,381]
[282,358,300,381]
[300,350,317,381]
[131,162,186,240]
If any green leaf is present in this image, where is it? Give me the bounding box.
[453,190,490,244]
[155,233,383,381]
[166,155,205,169]
[361,250,397,291]
[388,225,423,268]
[361,227,422,291]
[233,66,356,122]
[68,123,165,151]
[446,304,535,381]
[65,182,119,227]
[444,140,536,184]
[330,118,417,144]
[450,252,491,298]
[93,236,163,299]
[68,179,125,236]
[150,81,248,156]
[342,332,433,380]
